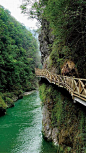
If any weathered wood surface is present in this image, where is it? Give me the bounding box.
[35,68,86,105]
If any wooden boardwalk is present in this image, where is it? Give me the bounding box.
[35,68,86,106]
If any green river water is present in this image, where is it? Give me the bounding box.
[0,91,57,153]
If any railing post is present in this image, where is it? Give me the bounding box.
[79,79,81,95]
[35,68,86,103]
[58,76,60,86]
[72,77,74,99]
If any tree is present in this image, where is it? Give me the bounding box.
[21,0,86,77]
[0,6,39,93]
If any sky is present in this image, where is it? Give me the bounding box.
[0,0,38,30]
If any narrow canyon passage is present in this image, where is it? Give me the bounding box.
[0,91,57,153]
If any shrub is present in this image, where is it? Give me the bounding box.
[5,97,13,105]
[0,96,7,109]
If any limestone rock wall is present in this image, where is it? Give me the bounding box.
[39,19,54,65]
[39,79,86,152]
[38,18,86,152]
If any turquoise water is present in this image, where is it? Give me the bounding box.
[0,91,57,153]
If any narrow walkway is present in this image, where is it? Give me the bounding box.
[35,68,86,106]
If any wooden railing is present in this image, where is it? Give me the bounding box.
[35,68,86,105]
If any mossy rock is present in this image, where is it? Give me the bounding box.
[0,96,7,109]
[5,97,14,108]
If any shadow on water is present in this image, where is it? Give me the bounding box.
[40,137,57,153]
[40,136,64,153]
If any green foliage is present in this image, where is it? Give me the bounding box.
[43,0,86,77]
[39,82,62,125]
[21,0,86,77]
[52,93,62,126]
[39,83,47,104]
[5,97,13,105]
[39,81,86,152]
[0,95,7,109]
[0,6,39,93]
[2,92,15,107]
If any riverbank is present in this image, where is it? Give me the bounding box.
[12,90,36,102]
[0,91,58,153]
[0,89,36,117]
[23,90,36,96]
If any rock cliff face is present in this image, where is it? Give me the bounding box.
[42,98,58,145]
[39,79,86,152]
[61,60,78,77]
[39,19,54,65]
[39,19,86,152]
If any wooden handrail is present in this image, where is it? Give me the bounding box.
[35,68,86,104]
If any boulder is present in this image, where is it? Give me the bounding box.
[61,60,78,77]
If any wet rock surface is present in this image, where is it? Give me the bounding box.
[42,104,58,145]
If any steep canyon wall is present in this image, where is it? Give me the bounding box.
[39,19,86,153]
